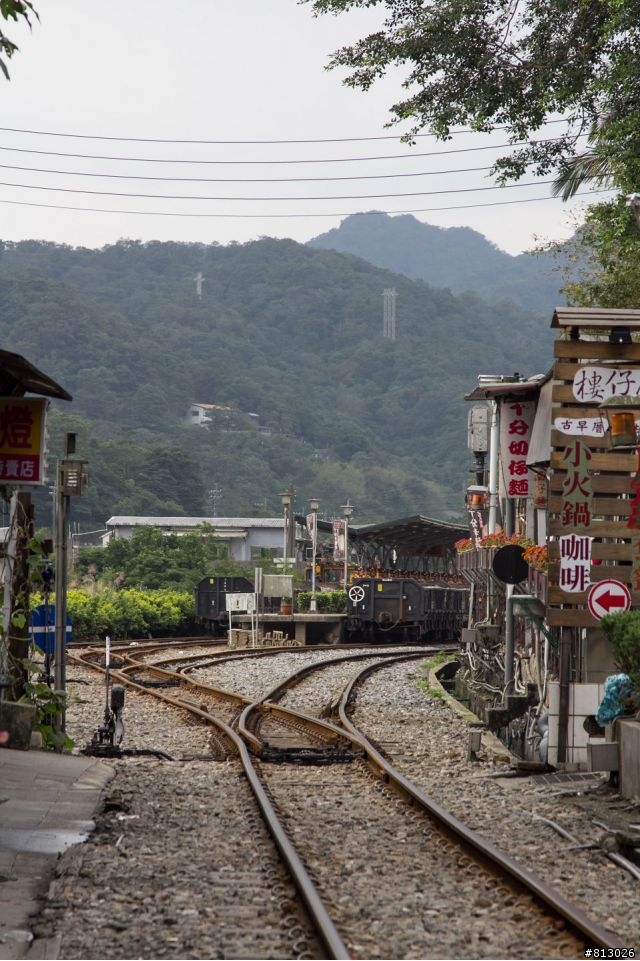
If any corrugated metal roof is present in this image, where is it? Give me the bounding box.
[106,516,284,528]
[353,514,468,554]
[464,373,549,402]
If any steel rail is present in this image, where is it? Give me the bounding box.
[235,647,439,753]
[337,656,627,952]
[69,649,249,709]
[68,646,350,958]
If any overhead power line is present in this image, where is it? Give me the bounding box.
[0,160,504,183]
[0,178,557,201]
[0,187,615,220]
[0,117,577,145]
[0,135,583,166]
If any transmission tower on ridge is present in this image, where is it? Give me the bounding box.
[383,288,397,341]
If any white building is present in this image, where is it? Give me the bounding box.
[103,516,287,564]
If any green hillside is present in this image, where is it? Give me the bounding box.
[0,237,554,531]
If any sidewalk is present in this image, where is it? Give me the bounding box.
[0,748,114,960]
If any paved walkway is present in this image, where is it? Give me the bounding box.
[0,749,114,960]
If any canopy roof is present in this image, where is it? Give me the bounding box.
[0,349,72,400]
[353,514,467,557]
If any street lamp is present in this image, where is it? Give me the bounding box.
[340,500,354,588]
[279,488,293,572]
[309,496,319,612]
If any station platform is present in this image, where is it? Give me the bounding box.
[0,748,114,960]
[233,612,345,645]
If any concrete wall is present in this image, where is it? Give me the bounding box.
[547,681,606,769]
[619,719,640,799]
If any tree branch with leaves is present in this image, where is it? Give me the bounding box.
[303,0,640,183]
[0,0,37,79]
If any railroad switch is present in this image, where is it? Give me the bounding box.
[260,745,363,765]
[84,683,126,757]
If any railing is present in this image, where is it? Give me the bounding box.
[456,548,497,573]
[527,568,548,604]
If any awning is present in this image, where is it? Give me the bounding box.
[353,514,468,557]
[0,349,72,400]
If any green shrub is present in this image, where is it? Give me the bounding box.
[63,588,195,642]
[296,590,346,613]
[600,610,640,689]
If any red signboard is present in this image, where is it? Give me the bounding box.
[0,397,48,485]
[500,400,535,499]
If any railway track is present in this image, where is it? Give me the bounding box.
[64,641,627,959]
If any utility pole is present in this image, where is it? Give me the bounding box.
[54,433,87,733]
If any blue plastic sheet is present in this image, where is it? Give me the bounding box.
[596,673,636,727]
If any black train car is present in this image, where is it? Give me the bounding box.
[346,576,468,644]
[195,574,254,635]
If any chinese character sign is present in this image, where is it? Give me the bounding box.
[500,400,535,499]
[560,439,593,527]
[572,366,640,403]
[554,416,608,438]
[559,534,592,593]
[0,397,48,485]
[468,509,485,546]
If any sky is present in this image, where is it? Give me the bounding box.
[0,0,613,256]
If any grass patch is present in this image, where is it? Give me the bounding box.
[416,677,447,701]
[421,652,456,672]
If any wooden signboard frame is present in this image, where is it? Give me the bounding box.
[548,309,640,628]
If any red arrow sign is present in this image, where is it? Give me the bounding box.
[588,580,631,620]
[596,590,626,612]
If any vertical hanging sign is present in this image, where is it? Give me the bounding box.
[333,519,345,562]
[0,397,48,485]
[500,400,535,498]
[558,439,594,595]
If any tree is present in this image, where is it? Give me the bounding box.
[539,195,640,308]
[76,525,224,593]
[304,0,640,183]
[1,1,37,79]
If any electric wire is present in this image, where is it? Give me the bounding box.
[0,177,557,201]
[0,117,579,145]
[0,135,584,165]
[0,186,615,220]
[0,160,527,183]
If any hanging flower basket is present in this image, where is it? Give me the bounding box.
[523,544,548,573]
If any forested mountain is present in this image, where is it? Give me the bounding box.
[0,236,554,531]
[308,212,565,313]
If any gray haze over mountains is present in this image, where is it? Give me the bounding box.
[308,212,565,315]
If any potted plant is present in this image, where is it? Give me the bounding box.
[279,597,293,615]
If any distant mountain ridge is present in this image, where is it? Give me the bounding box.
[308,212,564,314]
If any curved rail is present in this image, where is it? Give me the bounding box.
[235,648,434,754]
[68,646,350,957]
[337,655,626,952]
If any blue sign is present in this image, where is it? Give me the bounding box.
[29,604,72,656]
